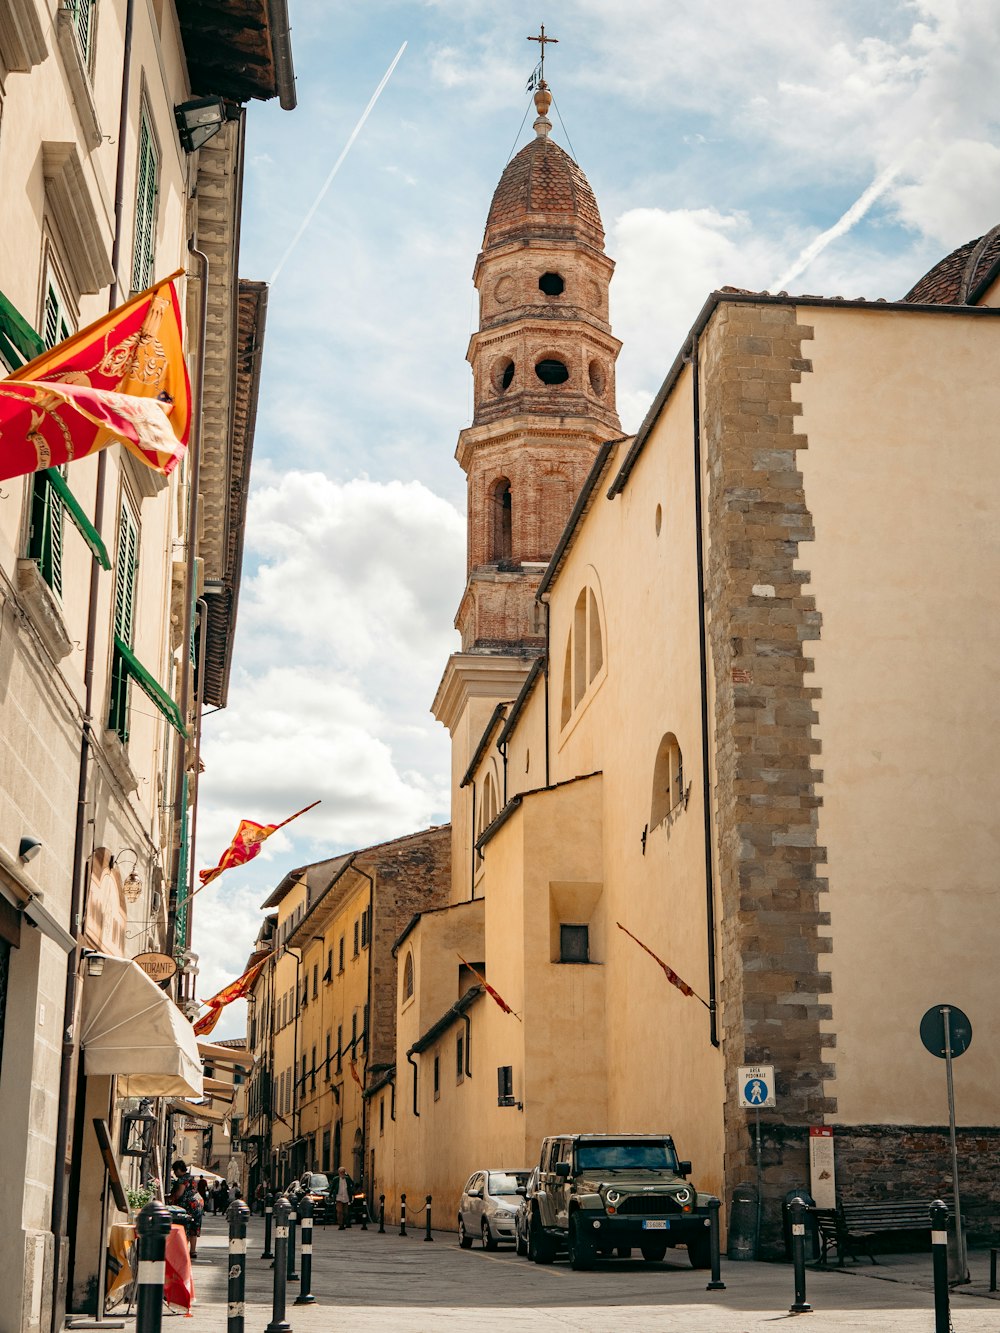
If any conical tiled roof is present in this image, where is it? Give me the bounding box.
[484,136,605,250]
[903,226,1000,305]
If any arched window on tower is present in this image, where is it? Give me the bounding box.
[650,732,686,830]
[560,577,607,729]
[403,951,414,1002]
[490,477,512,562]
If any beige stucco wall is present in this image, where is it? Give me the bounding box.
[795,304,1000,1128]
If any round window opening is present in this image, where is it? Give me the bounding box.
[535,358,569,385]
[589,360,606,396]
[655,503,663,536]
[539,272,564,297]
[493,358,515,392]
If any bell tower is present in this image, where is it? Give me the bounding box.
[454,75,622,652]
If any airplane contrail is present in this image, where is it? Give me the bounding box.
[771,156,906,292]
[269,41,408,287]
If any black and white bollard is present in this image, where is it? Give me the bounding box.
[400,1192,407,1237]
[135,1199,172,1333]
[788,1196,812,1314]
[227,1198,250,1333]
[360,1192,368,1231]
[261,1192,274,1259]
[378,1194,385,1234]
[294,1196,316,1306]
[706,1196,726,1291]
[266,1195,292,1333]
[424,1195,433,1242]
[931,1200,950,1333]
[286,1197,299,1282]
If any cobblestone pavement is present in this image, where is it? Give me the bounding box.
[146,1214,1000,1332]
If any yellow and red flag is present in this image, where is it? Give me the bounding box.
[457,954,521,1021]
[616,922,704,1004]
[194,951,272,1036]
[0,273,190,481]
[349,1058,364,1091]
[198,801,320,890]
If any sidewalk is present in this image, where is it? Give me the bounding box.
[146,1214,1000,1332]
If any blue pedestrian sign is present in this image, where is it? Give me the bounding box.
[738,1064,776,1109]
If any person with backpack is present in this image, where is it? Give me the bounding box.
[168,1159,205,1259]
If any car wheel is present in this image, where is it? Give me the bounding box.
[482,1218,498,1251]
[530,1210,555,1265]
[640,1240,667,1263]
[515,1223,528,1257]
[458,1217,473,1249]
[687,1226,712,1269]
[568,1213,594,1271]
[616,1246,632,1259]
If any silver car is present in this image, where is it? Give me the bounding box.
[458,1168,530,1249]
[514,1166,539,1256]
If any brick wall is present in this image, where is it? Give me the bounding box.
[701,300,831,1254]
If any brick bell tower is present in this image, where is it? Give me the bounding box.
[454,77,622,652]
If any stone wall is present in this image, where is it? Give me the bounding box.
[701,299,831,1255]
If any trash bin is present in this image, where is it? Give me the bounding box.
[728,1182,759,1260]
[782,1188,816,1262]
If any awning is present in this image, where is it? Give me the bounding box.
[167,1099,229,1126]
[197,1040,248,1066]
[81,955,203,1097]
[113,637,186,735]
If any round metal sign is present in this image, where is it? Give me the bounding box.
[134,951,178,983]
[919,1004,972,1059]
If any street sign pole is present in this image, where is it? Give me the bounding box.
[754,1107,762,1259]
[941,1006,968,1283]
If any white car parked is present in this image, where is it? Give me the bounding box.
[458,1168,530,1249]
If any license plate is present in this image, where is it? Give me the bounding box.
[642,1220,669,1230]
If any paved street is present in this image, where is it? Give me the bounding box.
[152,1213,1000,1332]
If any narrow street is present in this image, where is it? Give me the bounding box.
[161,1214,1000,1332]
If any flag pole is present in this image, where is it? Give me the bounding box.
[271,799,321,831]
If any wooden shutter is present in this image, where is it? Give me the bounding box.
[132,107,158,293]
[113,497,139,646]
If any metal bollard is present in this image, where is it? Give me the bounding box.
[261,1192,274,1259]
[227,1198,250,1333]
[360,1193,368,1231]
[400,1191,407,1237]
[931,1200,950,1333]
[706,1196,726,1291]
[294,1196,316,1306]
[135,1199,172,1333]
[286,1198,299,1282]
[266,1195,292,1333]
[378,1194,385,1234]
[424,1195,433,1242]
[788,1196,812,1314]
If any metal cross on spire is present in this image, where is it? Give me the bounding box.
[527,24,558,85]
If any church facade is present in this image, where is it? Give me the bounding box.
[367,89,1000,1252]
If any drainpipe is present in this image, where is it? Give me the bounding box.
[182,598,209,983]
[167,243,209,958]
[462,1012,472,1078]
[469,783,476,901]
[406,1051,419,1117]
[52,2,136,1321]
[541,599,551,787]
[689,338,720,1048]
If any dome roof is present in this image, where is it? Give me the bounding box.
[904,226,1000,305]
[484,135,605,251]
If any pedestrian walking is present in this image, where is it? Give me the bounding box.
[335,1166,354,1229]
[168,1158,205,1260]
[196,1174,208,1202]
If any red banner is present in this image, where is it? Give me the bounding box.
[194,953,271,1035]
[198,801,320,890]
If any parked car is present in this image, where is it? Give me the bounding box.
[514,1166,539,1256]
[458,1168,530,1249]
[297,1172,330,1222]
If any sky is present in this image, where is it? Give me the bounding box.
[190,0,1000,1034]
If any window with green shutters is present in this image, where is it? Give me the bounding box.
[69,0,97,69]
[108,495,139,741]
[29,277,72,593]
[132,104,158,294]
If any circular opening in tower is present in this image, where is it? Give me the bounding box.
[539,272,565,297]
[589,360,607,397]
[492,358,515,392]
[535,358,569,385]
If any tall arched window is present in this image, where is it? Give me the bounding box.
[490,477,512,561]
[650,732,685,830]
[403,951,414,1000]
[560,577,606,728]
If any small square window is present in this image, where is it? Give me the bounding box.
[560,923,589,964]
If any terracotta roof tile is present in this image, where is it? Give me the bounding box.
[484,137,604,249]
[903,227,1000,305]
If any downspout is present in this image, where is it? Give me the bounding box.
[689,339,720,1048]
[182,598,209,987]
[462,1012,471,1078]
[541,599,551,786]
[167,243,209,958]
[354,864,375,1202]
[406,1050,419,1117]
[53,1,135,1319]
[469,783,476,901]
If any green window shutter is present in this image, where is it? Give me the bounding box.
[73,0,94,66]
[132,108,158,293]
[0,289,46,369]
[44,285,60,349]
[28,473,64,598]
[113,498,138,647]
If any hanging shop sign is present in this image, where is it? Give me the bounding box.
[134,951,178,984]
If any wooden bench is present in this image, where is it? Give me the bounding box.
[814,1201,934,1266]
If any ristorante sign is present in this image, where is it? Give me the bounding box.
[134,951,177,983]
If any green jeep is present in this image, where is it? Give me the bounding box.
[528,1133,712,1271]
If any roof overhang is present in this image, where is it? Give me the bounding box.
[176,0,296,108]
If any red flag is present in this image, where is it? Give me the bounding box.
[0,274,191,480]
[194,953,271,1035]
[349,1058,364,1091]
[457,954,521,1021]
[197,801,320,890]
[616,922,695,998]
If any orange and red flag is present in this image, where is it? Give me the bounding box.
[349,1058,364,1091]
[194,952,272,1036]
[457,954,521,1021]
[616,921,703,1003]
[198,801,320,890]
[0,273,190,481]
